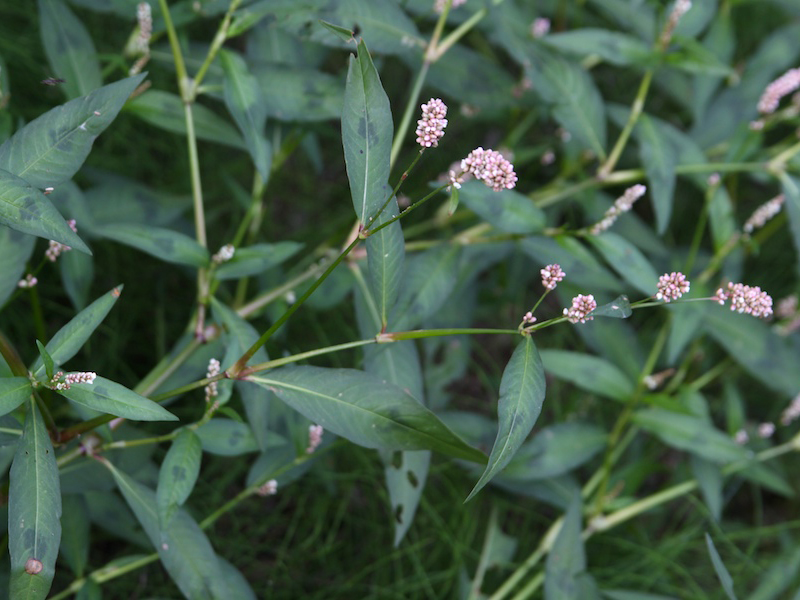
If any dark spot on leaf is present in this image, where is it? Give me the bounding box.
[171,466,187,482]
[228,430,245,446]
[390,451,402,469]
[394,503,403,524]
[406,470,418,488]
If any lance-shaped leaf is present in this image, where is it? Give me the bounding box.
[545,493,598,599]
[459,181,545,235]
[781,175,800,277]
[587,232,658,296]
[9,400,62,599]
[214,242,302,280]
[0,224,36,307]
[0,169,89,253]
[0,73,146,188]
[31,286,122,377]
[93,223,209,267]
[220,49,271,181]
[466,336,546,501]
[38,0,102,99]
[0,377,32,417]
[157,429,202,529]
[250,366,486,464]
[105,461,230,599]
[342,39,403,325]
[57,376,177,421]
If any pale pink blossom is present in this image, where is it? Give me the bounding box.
[17,274,37,288]
[434,0,466,13]
[415,98,448,149]
[743,194,784,233]
[205,358,220,402]
[212,244,235,264]
[531,18,550,38]
[590,184,646,234]
[734,429,749,445]
[660,0,692,47]
[758,68,800,114]
[656,272,690,302]
[781,393,800,426]
[460,147,517,191]
[540,264,565,290]
[306,424,324,454]
[757,422,776,439]
[255,479,278,496]
[521,311,536,325]
[713,282,773,318]
[563,294,597,324]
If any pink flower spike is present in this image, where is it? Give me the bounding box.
[416,98,448,149]
[306,424,324,454]
[743,194,784,233]
[724,282,773,318]
[540,264,565,290]
[758,67,800,115]
[460,147,518,191]
[656,272,690,302]
[563,294,597,324]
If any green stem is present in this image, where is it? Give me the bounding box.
[683,182,715,275]
[390,62,431,168]
[236,258,329,319]
[49,554,160,600]
[191,0,242,95]
[598,69,653,176]
[768,137,800,172]
[29,285,46,344]
[157,0,188,89]
[241,339,376,376]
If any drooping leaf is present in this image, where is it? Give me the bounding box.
[540,350,633,401]
[35,341,54,381]
[38,0,102,99]
[529,51,607,159]
[459,181,545,234]
[195,418,282,456]
[58,376,178,421]
[106,461,230,599]
[633,408,749,463]
[214,242,302,280]
[467,336,546,501]
[0,377,32,417]
[634,113,678,234]
[0,169,90,253]
[250,366,485,463]
[0,74,146,188]
[8,400,62,599]
[125,89,246,149]
[31,286,122,377]
[0,225,36,307]
[220,49,272,180]
[587,232,658,296]
[705,533,738,600]
[218,556,257,600]
[93,223,209,267]
[343,38,402,325]
[157,429,202,529]
[59,494,90,577]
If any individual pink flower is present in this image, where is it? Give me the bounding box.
[540,264,565,290]
[781,393,800,426]
[713,282,773,318]
[734,429,749,445]
[531,18,550,38]
[415,98,448,149]
[563,294,597,324]
[17,274,37,288]
[743,194,784,233]
[460,147,517,191]
[256,479,278,496]
[757,422,776,439]
[758,67,800,114]
[521,311,536,325]
[656,272,690,302]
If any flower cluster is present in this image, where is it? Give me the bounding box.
[758,67,800,115]
[540,264,565,291]
[531,18,550,38]
[212,244,235,264]
[205,358,220,401]
[46,219,78,262]
[416,98,448,149]
[51,371,97,391]
[781,393,800,426]
[713,282,773,318]
[743,194,785,233]
[434,0,466,13]
[590,184,647,234]
[564,294,597,324]
[521,311,536,325]
[17,274,37,289]
[256,479,278,497]
[655,272,690,302]
[460,147,517,191]
[306,424,324,454]
[660,0,692,47]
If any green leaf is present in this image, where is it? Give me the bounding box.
[9,400,62,600]
[38,0,102,99]
[58,376,178,421]
[632,408,749,463]
[529,52,607,159]
[500,422,607,481]
[93,223,209,267]
[35,341,54,381]
[705,533,738,600]
[383,449,430,547]
[391,245,461,330]
[106,461,230,599]
[59,494,90,577]
[0,169,90,253]
[214,242,302,280]
[60,245,94,311]
[587,232,658,296]
[318,19,355,43]
[218,557,257,600]
[666,37,734,77]
[545,494,595,600]
[31,286,122,377]
[253,64,343,122]
[707,184,737,251]
[467,336,546,501]
[0,377,33,417]
[0,74,146,188]
[543,28,654,66]
[0,225,35,307]
[540,350,633,401]
[157,429,202,529]
[634,113,677,234]
[521,236,620,293]
[459,181,545,234]
[195,418,281,456]
[220,49,271,181]
[250,366,486,464]
[781,175,800,277]
[591,295,632,319]
[343,39,403,325]
[691,456,722,522]
[125,90,245,149]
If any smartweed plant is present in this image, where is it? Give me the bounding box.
[0,0,799,598]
